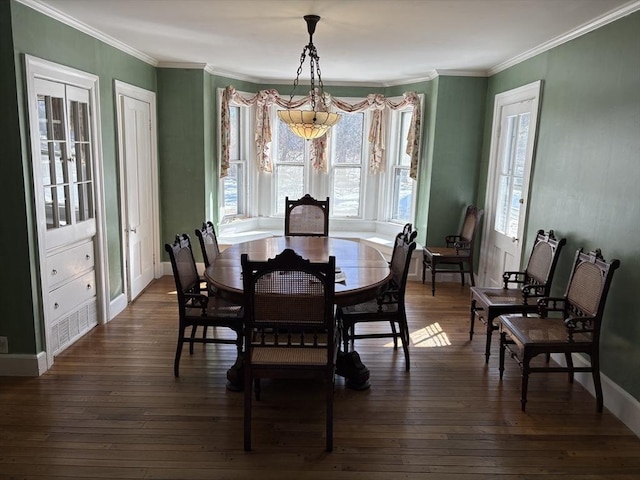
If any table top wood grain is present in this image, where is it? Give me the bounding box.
[204,236,391,306]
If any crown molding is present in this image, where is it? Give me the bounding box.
[18,0,640,85]
[489,0,640,75]
[18,0,158,66]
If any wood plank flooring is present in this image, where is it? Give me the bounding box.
[1,276,639,479]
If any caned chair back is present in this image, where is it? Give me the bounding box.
[242,248,336,342]
[284,194,330,236]
[195,221,220,268]
[165,234,199,300]
[459,205,483,245]
[564,249,620,326]
[521,229,566,289]
[389,226,417,294]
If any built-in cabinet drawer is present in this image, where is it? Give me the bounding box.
[46,241,95,289]
[49,270,96,321]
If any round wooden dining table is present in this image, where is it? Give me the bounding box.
[204,236,392,307]
[204,236,391,390]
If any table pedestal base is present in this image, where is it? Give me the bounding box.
[225,351,371,391]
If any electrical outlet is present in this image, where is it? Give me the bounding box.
[0,336,8,354]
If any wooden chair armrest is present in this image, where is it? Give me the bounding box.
[521,283,546,300]
[536,296,566,317]
[502,271,526,288]
[445,235,461,246]
[565,315,596,340]
[185,293,209,313]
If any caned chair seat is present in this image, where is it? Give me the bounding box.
[469,230,566,363]
[500,316,592,345]
[252,347,328,365]
[341,298,399,315]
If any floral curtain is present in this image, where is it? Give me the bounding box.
[221,86,421,179]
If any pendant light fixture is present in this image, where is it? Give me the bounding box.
[277,15,341,140]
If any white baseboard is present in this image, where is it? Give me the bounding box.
[551,353,640,438]
[0,352,48,376]
[109,292,127,321]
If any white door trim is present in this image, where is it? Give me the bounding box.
[479,80,543,285]
[114,80,160,310]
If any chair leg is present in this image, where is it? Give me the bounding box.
[254,378,261,401]
[326,376,334,452]
[431,266,436,296]
[469,264,475,286]
[459,263,465,286]
[244,373,252,451]
[174,324,186,377]
[520,351,532,412]
[202,326,208,339]
[499,332,506,380]
[189,325,197,355]
[469,300,476,340]
[484,321,493,364]
[399,319,411,371]
[422,259,426,284]
[565,352,574,383]
[591,353,604,413]
[390,321,398,350]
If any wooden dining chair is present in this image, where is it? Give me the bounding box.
[422,205,484,295]
[165,234,243,380]
[241,248,338,452]
[194,220,220,268]
[337,224,417,371]
[499,248,620,412]
[469,229,566,363]
[284,194,330,236]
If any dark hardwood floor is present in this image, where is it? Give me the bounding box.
[1,276,639,479]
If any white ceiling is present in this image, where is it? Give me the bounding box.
[27,0,638,86]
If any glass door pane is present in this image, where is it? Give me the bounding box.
[494,112,530,238]
[38,93,72,230]
[68,98,94,223]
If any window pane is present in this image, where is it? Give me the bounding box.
[276,165,304,213]
[333,113,363,164]
[277,120,304,163]
[392,168,413,222]
[222,163,242,216]
[398,111,412,166]
[333,167,361,217]
[229,106,240,161]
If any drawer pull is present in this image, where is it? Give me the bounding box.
[54,302,59,309]
[86,254,91,260]
[52,269,57,275]
[87,284,92,290]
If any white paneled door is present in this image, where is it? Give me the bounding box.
[479,81,542,287]
[115,82,159,303]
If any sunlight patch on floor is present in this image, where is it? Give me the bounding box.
[410,322,451,347]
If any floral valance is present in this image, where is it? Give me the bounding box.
[221,86,421,180]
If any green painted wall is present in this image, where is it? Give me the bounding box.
[0,0,39,354]
[5,0,156,354]
[423,76,487,246]
[157,68,207,259]
[481,11,640,400]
